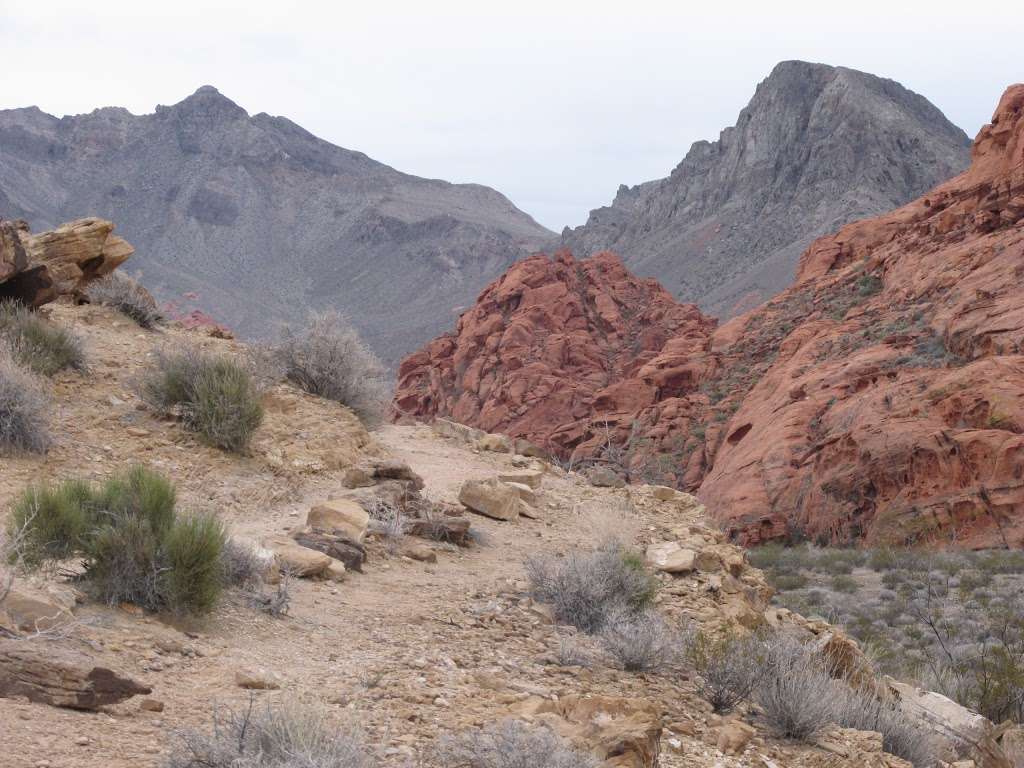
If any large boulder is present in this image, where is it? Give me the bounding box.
[261,535,333,577]
[0,217,133,306]
[458,478,521,521]
[644,542,696,574]
[307,499,369,543]
[0,638,150,710]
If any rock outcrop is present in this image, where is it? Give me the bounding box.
[396,83,1024,547]
[560,60,971,318]
[0,87,553,364]
[0,638,150,710]
[0,217,131,306]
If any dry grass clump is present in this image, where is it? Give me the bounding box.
[0,299,86,376]
[9,466,229,615]
[685,629,763,713]
[87,271,164,329]
[437,720,597,768]
[0,344,51,454]
[600,608,677,672]
[139,346,263,452]
[165,697,375,768]
[269,312,388,428]
[754,633,837,741]
[525,538,657,634]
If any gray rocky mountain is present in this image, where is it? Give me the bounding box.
[0,86,553,363]
[559,60,972,317]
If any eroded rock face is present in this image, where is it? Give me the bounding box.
[395,250,716,458]
[396,84,1024,547]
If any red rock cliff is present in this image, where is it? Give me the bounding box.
[396,85,1024,548]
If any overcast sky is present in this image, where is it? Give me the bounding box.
[2,1,1017,231]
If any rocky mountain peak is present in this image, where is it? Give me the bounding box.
[560,61,971,318]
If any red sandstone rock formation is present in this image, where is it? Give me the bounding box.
[396,85,1024,548]
[394,251,716,456]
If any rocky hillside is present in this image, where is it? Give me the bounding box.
[395,83,1024,549]
[0,86,553,363]
[560,61,971,317]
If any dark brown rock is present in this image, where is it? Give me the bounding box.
[0,638,150,710]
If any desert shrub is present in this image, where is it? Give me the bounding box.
[599,609,677,672]
[833,687,938,767]
[9,466,227,615]
[140,346,263,452]
[812,548,865,575]
[0,300,86,376]
[525,539,657,634]
[769,572,809,591]
[219,538,264,589]
[0,346,51,454]
[270,312,388,427]
[87,271,164,329]
[830,574,859,593]
[686,629,763,713]
[165,697,374,768]
[755,633,837,740]
[437,719,597,768]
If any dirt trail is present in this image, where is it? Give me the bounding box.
[0,306,872,768]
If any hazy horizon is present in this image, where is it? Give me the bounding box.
[3,1,1016,231]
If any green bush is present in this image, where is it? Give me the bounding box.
[830,574,859,593]
[770,572,809,591]
[0,300,86,376]
[8,466,228,615]
[140,347,263,452]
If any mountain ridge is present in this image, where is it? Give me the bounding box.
[559,60,972,317]
[0,86,554,364]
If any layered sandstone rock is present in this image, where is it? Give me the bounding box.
[0,217,132,306]
[396,84,1024,547]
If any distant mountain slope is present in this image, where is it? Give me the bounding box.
[559,60,972,316]
[0,86,553,363]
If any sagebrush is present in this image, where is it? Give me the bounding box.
[87,271,164,328]
[270,312,388,427]
[437,720,597,768]
[9,466,228,615]
[525,538,657,633]
[600,608,677,671]
[0,299,86,376]
[164,697,374,768]
[139,346,263,452]
[686,629,763,713]
[0,345,51,454]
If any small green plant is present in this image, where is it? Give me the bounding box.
[856,273,884,297]
[9,466,228,615]
[140,347,263,452]
[0,300,86,376]
[830,574,859,593]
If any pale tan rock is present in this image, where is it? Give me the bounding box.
[234,667,282,690]
[459,478,521,521]
[324,560,347,582]
[498,471,543,489]
[400,543,437,563]
[645,542,696,574]
[261,535,333,577]
[0,584,73,633]
[307,499,369,543]
[432,418,485,444]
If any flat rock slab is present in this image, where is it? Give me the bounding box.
[0,638,150,710]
